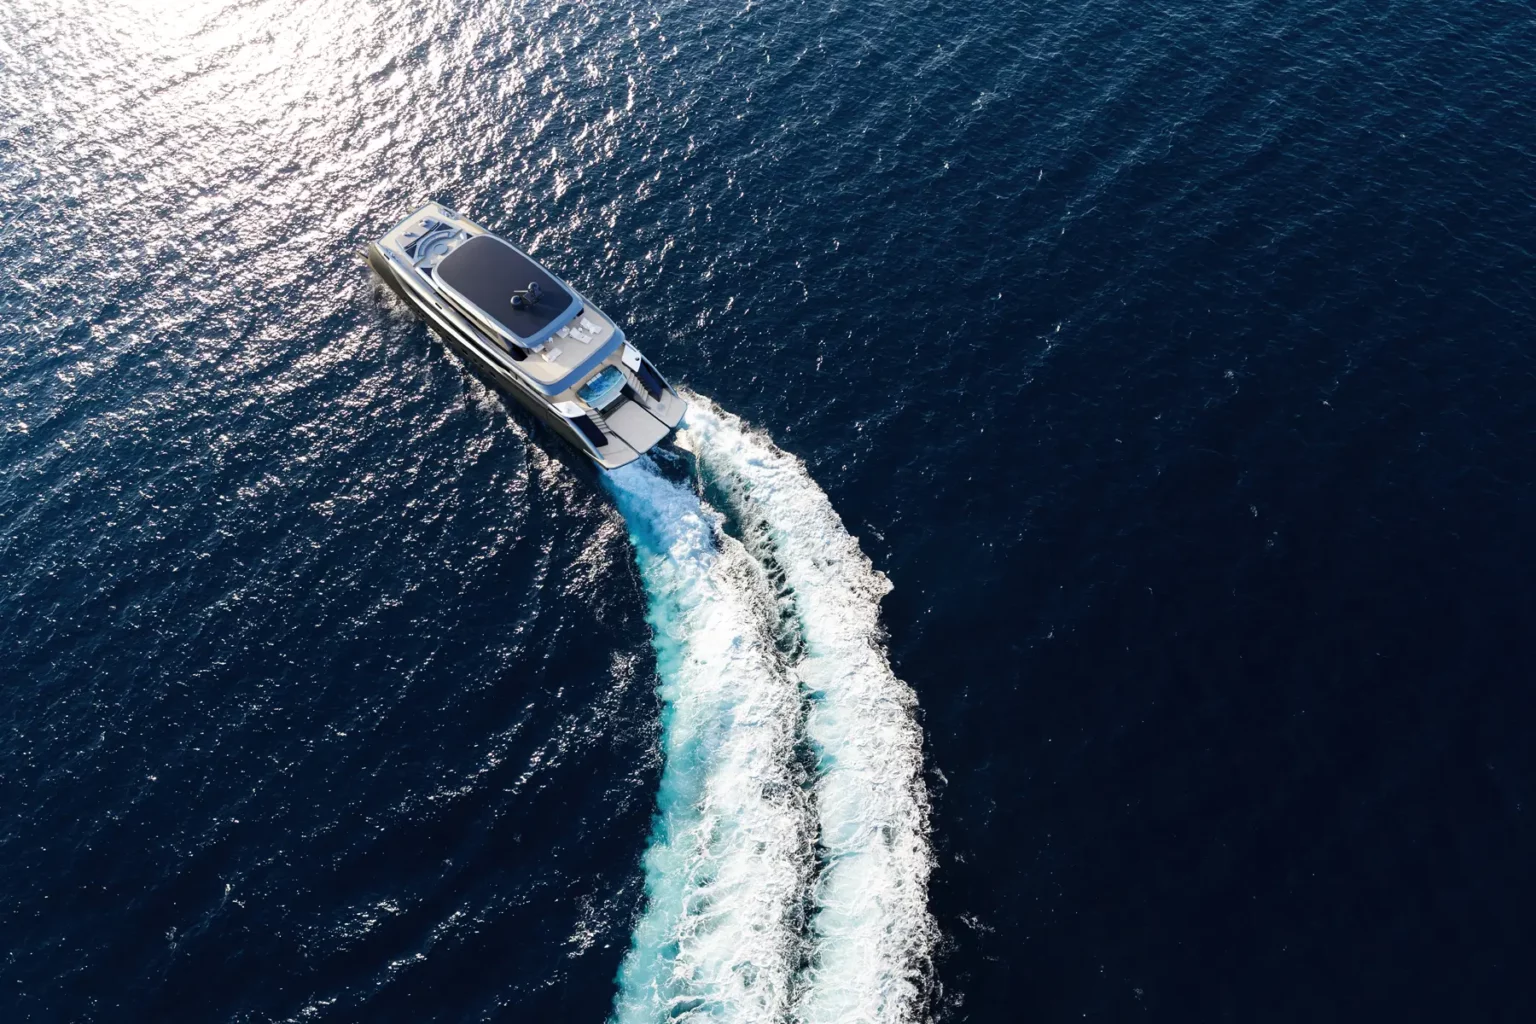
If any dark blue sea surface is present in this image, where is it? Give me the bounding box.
[3,0,1534,1020]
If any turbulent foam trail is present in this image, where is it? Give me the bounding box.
[605,459,810,1024]
[678,397,937,1024]
[607,398,934,1024]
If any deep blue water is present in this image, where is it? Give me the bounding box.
[3,0,1535,1020]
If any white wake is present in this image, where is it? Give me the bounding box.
[605,459,811,1024]
[608,395,934,1024]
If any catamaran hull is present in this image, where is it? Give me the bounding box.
[367,241,612,460]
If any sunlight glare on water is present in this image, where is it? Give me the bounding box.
[8,0,1534,1019]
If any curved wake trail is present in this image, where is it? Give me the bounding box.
[678,398,935,1024]
[605,460,811,1024]
[607,396,933,1024]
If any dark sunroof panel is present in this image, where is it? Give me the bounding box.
[433,235,578,343]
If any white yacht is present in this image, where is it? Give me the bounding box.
[368,202,686,469]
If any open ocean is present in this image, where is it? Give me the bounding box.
[3,1,1534,1021]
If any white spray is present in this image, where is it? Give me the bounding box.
[605,458,811,1024]
[608,396,934,1024]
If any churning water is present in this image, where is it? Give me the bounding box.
[606,397,933,1024]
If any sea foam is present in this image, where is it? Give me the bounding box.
[678,397,936,1024]
[608,397,934,1024]
[606,459,811,1024]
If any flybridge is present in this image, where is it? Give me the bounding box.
[431,235,581,351]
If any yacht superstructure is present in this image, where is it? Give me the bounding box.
[367,202,685,469]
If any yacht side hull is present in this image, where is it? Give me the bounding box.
[367,241,615,462]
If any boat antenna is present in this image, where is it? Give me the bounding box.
[510,281,543,310]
